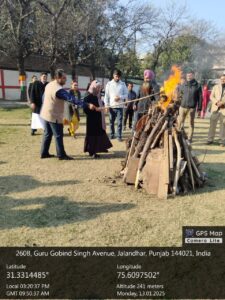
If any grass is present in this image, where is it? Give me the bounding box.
[0,107,225,247]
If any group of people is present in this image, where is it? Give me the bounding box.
[27,66,225,161]
[175,70,225,146]
[28,69,113,160]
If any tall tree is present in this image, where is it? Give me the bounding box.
[146,1,187,72]
[36,0,70,78]
[0,0,36,100]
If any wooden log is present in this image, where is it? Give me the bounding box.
[142,149,163,194]
[181,135,195,191]
[134,114,149,136]
[138,113,168,172]
[172,129,183,195]
[122,136,136,182]
[133,131,151,158]
[133,109,156,158]
[169,134,174,171]
[135,113,168,188]
[124,157,140,184]
[157,130,169,199]
[190,155,202,179]
[180,161,187,176]
[150,120,168,149]
[189,155,204,186]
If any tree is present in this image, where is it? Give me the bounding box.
[97,1,158,78]
[0,0,36,100]
[116,49,142,80]
[35,0,70,78]
[63,0,111,80]
[140,1,187,75]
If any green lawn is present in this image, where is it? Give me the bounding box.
[0,107,225,247]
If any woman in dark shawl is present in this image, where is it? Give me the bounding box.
[84,80,112,158]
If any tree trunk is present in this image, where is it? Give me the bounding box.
[17,57,27,102]
[49,64,56,80]
[109,68,114,80]
[90,69,96,80]
[90,59,96,80]
[71,63,77,81]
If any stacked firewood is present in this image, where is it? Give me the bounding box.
[121,100,206,199]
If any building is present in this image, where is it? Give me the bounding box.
[0,54,109,100]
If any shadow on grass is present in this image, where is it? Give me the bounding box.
[0,174,135,228]
[192,134,208,139]
[101,150,126,159]
[72,150,126,160]
[0,161,7,165]
[194,162,225,195]
[0,175,80,195]
[0,195,135,229]
[203,149,225,155]
[64,132,85,137]
[192,141,225,149]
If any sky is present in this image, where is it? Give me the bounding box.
[120,0,225,31]
[119,0,225,55]
[150,0,225,30]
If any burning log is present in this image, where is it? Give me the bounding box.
[121,65,205,199]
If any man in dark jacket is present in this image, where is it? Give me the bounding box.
[30,72,48,135]
[27,75,37,103]
[177,70,202,143]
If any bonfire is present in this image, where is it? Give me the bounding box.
[121,66,205,199]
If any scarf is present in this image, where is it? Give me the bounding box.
[88,80,106,130]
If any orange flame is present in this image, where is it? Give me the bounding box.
[160,65,182,109]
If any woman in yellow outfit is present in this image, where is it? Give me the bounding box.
[63,81,81,138]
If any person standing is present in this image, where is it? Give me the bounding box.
[123,82,136,130]
[133,69,155,131]
[27,75,37,103]
[84,80,112,158]
[64,81,81,137]
[30,72,48,135]
[174,77,186,101]
[177,70,202,143]
[104,69,128,141]
[206,75,225,147]
[40,69,95,160]
[69,81,81,121]
[201,84,211,118]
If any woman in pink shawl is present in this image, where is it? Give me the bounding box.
[83,80,112,158]
[201,84,211,118]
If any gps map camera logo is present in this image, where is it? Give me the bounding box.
[185,229,194,238]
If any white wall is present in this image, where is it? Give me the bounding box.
[0,69,112,100]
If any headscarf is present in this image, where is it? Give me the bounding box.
[144,69,155,80]
[88,80,106,131]
[88,80,101,97]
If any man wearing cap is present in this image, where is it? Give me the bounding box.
[206,74,225,147]
[177,70,202,143]
[104,69,128,141]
